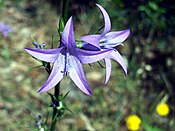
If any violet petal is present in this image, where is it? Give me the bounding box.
[69,55,91,95]
[96,3,111,35]
[104,58,112,84]
[82,42,101,51]
[80,34,101,49]
[24,47,63,62]
[76,48,112,64]
[103,29,130,44]
[38,54,65,92]
[109,50,127,75]
[62,17,76,48]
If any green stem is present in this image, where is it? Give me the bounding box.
[62,0,69,22]
[50,82,60,131]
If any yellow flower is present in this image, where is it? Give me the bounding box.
[156,103,170,116]
[126,115,142,131]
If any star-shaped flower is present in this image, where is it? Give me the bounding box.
[80,4,130,83]
[25,17,112,95]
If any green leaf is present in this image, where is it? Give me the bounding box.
[143,121,164,131]
[27,65,43,73]
[59,17,65,34]
[138,5,147,12]
[148,1,158,11]
[61,91,70,100]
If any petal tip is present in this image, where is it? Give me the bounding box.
[95,3,100,6]
[125,29,131,37]
[38,88,44,93]
[24,48,30,51]
[69,16,73,21]
[82,87,92,96]
[95,3,102,9]
[37,90,42,93]
[127,28,131,33]
[121,29,130,38]
[86,90,92,96]
[122,66,127,76]
[124,69,128,76]
[38,86,49,93]
[104,80,108,85]
[83,86,92,96]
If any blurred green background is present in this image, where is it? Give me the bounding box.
[0,0,174,130]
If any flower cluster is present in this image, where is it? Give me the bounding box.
[25,4,130,95]
[126,115,142,131]
[0,22,12,37]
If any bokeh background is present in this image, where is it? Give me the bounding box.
[0,0,174,130]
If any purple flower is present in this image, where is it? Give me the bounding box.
[25,17,112,95]
[0,22,12,37]
[80,4,130,84]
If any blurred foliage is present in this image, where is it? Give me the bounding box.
[0,0,175,130]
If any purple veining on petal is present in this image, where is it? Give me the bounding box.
[38,56,65,92]
[76,48,112,64]
[69,55,92,95]
[82,42,101,51]
[103,29,130,44]
[62,16,76,48]
[24,47,64,63]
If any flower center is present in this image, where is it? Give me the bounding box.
[99,38,107,48]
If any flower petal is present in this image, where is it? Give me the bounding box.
[69,55,91,95]
[80,34,101,49]
[96,3,111,35]
[109,50,127,75]
[24,47,63,62]
[38,52,65,92]
[104,29,130,44]
[104,58,112,84]
[76,48,112,64]
[61,16,76,48]
[82,42,100,51]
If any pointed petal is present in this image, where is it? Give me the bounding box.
[68,55,91,95]
[96,3,111,35]
[109,50,127,75]
[38,53,65,92]
[24,47,63,62]
[104,29,130,44]
[104,58,112,84]
[82,42,100,51]
[61,16,76,48]
[76,48,112,64]
[80,34,101,49]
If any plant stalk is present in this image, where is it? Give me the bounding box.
[50,82,60,131]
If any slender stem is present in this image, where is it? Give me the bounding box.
[50,82,60,131]
[62,0,69,22]
[54,82,60,99]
